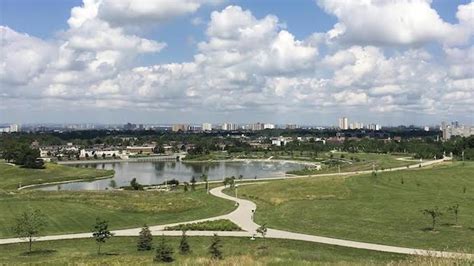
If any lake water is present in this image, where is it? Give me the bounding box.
[40,160,305,191]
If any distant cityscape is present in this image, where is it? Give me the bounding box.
[1,118,473,141]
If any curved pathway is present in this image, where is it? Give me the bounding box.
[2,157,472,260]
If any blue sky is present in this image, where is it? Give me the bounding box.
[0,0,473,125]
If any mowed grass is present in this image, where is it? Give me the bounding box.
[0,187,235,238]
[290,152,415,175]
[0,162,114,190]
[232,162,474,252]
[0,236,414,265]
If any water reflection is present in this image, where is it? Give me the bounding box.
[40,161,304,191]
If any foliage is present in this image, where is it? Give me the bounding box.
[92,218,114,255]
[164,219,241,231]
[129,178,143,190]
[256,223,268,250]
[11,209,46,252]
[200,174,209,192]
[2,142,44,169]
[178,230,191,255]
[209,234,223,260]
[154,235,174,262]
[421,207,443,230]
[190,176,196,191]
[447,204,460,225]
[137,225,153,251]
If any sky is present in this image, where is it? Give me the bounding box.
[0,0,473,126]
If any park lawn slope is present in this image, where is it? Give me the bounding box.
[0,187,235,238]
[0,162,114,190]
[289,152,416,175]
[233,162,474,252]
[0,236,414,265]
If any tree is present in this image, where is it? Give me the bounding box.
[154,235,174,262]
[92,218,114,255]
[130,178,143,190]
[256,223,268,249]
[209,233,223,260]
[12,209,46,253]
[200,173,209,193]
[421,207,443,230]
[137,225,153,251]
[447,204,460,225]
[179,230,191,254]
[190,176,196,191]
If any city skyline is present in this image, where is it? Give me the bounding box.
[1,0,473,125]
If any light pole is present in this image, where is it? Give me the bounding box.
[234,185,239,207]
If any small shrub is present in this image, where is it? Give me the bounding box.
[154,236,174,262]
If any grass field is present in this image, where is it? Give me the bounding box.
[229,162,474,252]
[0,187,235,238]
[289,152,416,175]
[0,236,415,265]
[0,162,114,190]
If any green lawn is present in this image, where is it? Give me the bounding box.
[289,152,416,175]
[0,236,416,265]
[0,187,235,238]
[230,162,474,252]
[0,162,114,190]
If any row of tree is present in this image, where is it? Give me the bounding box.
[1,141,44,168]
[11,209,225,262]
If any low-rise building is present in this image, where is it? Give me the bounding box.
[126,146,154,155]
[271,136,293,146]
[79,149,128,159]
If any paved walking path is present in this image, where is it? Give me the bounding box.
[2,157,472,260]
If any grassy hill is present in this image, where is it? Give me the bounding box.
[0,162,113,190]
[230,162,474,252]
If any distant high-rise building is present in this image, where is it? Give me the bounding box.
[367,123,382,131]
[172,124,189,132]
[250,122,264,131]
[222,123,238,131]
[263,123,275,129]
[338,117,348,130]
[124,123,136,131]
[202,123,212,131]
[286,124,298,130]
[9,124,19,132]
[442,121,473,140]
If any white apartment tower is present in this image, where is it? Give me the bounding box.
[338,117,348,130]
[202,123,212,131]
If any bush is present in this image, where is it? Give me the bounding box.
[154,236,174,262]
[137,225,153,251]
[209,234,223,260]
[164,219,241,231]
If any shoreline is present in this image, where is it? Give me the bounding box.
[183,158,320,167]
[17,174,115,191]
[57,154,185,165]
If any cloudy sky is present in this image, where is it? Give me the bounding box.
[1,0,473,126]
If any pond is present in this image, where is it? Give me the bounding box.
[39,160,306,191]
